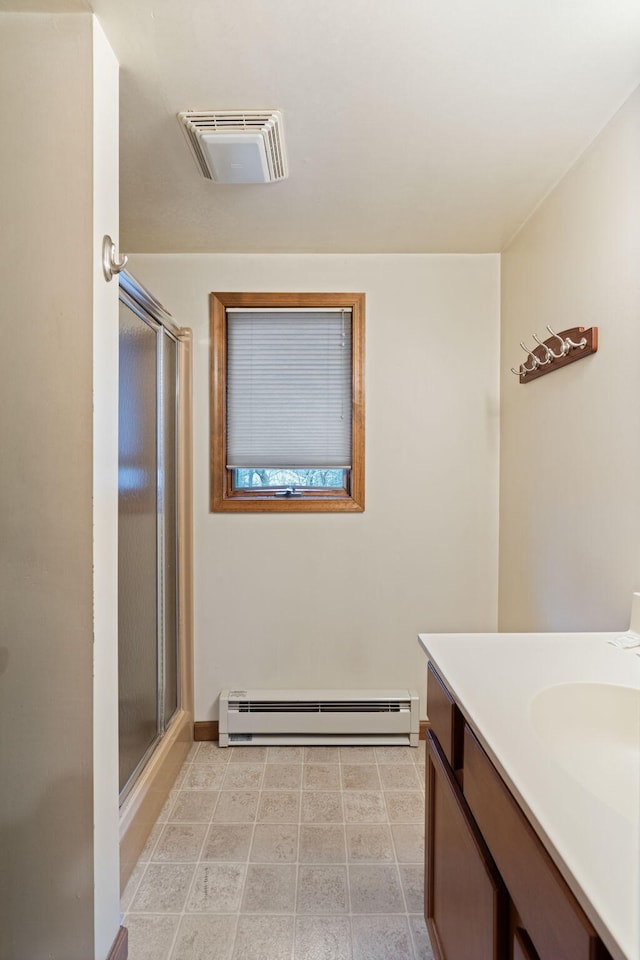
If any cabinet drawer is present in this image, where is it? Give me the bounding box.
[426,732,507,960]
[463,726,607,960]
[427,663,464,770]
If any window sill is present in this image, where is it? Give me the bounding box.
[211,494,365,514]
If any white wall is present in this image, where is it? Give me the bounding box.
[0,12,95,959]
[128,254,501,719]
[0,12,121,960]
[92,16,121,959]
[499,84,640,631]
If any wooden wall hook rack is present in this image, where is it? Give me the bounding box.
[511,326,598,384]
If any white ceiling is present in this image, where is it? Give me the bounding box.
[89,0,640,254]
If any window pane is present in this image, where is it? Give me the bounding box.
[234,468,347,489]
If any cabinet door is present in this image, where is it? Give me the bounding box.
[463,726,608,960]
[426,732,507,960]
[513,926,539,960]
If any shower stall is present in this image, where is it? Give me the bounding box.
[117,271,192,885]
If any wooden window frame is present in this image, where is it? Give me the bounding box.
[210,291,365,513]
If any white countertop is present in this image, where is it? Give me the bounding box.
[418,630,640,960]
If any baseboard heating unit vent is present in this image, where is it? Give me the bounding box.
[218,689,419,747]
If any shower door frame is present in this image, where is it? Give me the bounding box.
[117,271,193,891]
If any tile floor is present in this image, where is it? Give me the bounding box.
[121,742,435,960]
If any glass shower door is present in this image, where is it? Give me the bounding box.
[118,296,180,798]
[118,301,159,794]
[161,333,179,726]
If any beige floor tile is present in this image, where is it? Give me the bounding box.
[399,864,424,913]
[409,914,435,960]
[186,863,245,913]
[374,746,415,764]
[303,763,341,790]
[158,789,180,821]
[299,824,346,863]
[229,746,268,762]
[339,747,376,763]
[222,764,264,789]
[212,791,259,822]
[124,914,179,960]
[390,823,424,862]
[413,741,427,764]
[120,860,146,912]
[301,791,344,823]
[345,824,394,862]
[263,763,303,789]
[169,790,219,822]
[170,914,237,960]
[174,765,189,788]
[138,823,164,861]
[152,823,207,862]
[294,916,353,960]
[378,764,422,790]
[183,764,226,790]
[130,863,195,912]
[257,791,301,822]
[267,746,304,763]
[296,865,349,914]
[194,743,229,763]
[231,916,294,960]
[384,792,425,823]
[304,746,340,762]
[348,864,405,913]
[342,792,386,823]
[341,765,381,791]
[241,863,297,912]
[250,823,298,862]
[124,747,437,960]
[202,823,253,861]
[351,915,413,960]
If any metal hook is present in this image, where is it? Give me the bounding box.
[564,333,587,350]
[519,341,539,374]
[102,234,128,282]
[545,325,568,360]
[532,333,553,365]
[510,365,524,376]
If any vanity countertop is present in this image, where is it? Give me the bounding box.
[418,630,640,960]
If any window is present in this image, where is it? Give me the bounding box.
[210,292,365,512]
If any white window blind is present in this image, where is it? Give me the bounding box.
[226,309,353,469]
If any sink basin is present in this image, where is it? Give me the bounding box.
[530,682,640,821]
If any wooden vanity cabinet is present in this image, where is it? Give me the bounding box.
[426,730,507,960]
[425,665,614,960]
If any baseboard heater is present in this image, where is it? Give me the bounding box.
[218,689,420,747]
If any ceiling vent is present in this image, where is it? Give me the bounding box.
[178,110,288,184]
